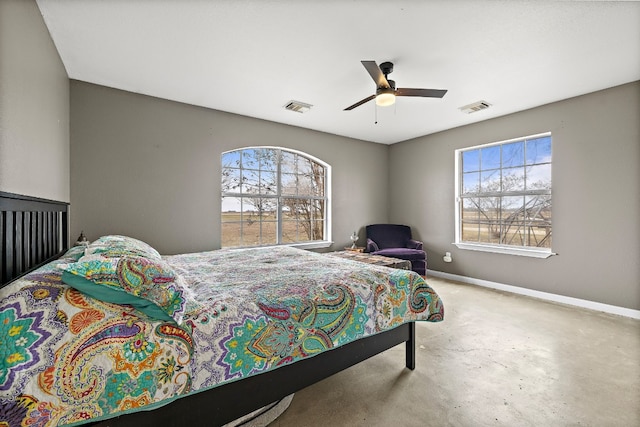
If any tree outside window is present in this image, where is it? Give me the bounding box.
[456,133,552,255]
[221,147,328,248]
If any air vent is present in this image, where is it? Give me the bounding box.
[459,100,491,114]
[284,100,313,113]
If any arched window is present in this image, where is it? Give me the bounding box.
[221,147,330,248]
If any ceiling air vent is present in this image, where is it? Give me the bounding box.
[284,100,312,113]
[459,100,491,114]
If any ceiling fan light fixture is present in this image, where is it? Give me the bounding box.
[375,89,396,107]
[344,61,447,111]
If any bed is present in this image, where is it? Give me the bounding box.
[0,192,444,427]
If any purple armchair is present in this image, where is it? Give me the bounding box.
[365,224,427,276]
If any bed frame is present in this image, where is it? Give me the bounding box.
[0,191,69,287]
[0,191,417,427]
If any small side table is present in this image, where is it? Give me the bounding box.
[329,250,412,271]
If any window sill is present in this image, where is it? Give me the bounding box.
[288,241,333,250]
[453,242,556,259]
[224,241,333,251]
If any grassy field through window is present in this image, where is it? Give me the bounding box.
[456,133,552,251]
[222,211,323,247]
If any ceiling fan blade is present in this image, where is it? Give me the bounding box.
[344,94,376,111]
[361,61,390,89]
[396,88,448,98]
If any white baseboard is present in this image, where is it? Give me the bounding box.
[427,269,640,320]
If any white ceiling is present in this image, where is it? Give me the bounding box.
[36,0,640,145]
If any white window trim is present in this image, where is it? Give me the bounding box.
[277,241,333,250]
[453,242,555,258]
[221,146,332,248]
[454,132,555,258]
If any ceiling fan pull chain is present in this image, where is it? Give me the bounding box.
[374,103,378,124]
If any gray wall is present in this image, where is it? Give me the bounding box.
[0,0,69,202]
[390,82,640,310]
[70,81,389,255]
[6,1,636,310]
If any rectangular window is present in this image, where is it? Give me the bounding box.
[454,133,554,258]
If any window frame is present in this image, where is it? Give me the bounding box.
[453,132,555,258]
[221,146,332,249]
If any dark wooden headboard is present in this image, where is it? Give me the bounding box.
[0,191,69,287]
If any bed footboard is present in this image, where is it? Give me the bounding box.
[93,322,416,427]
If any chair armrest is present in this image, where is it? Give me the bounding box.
[366,238,379,253]
[407,239,423,250]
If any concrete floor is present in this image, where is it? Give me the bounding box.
[270,277,640,427]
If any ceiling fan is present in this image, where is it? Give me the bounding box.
[344,60,447,111]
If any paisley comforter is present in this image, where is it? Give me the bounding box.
[0,246,443,426]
